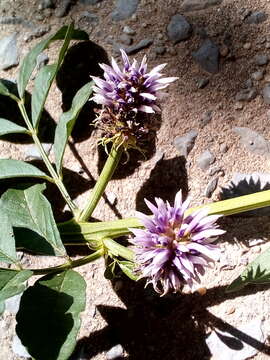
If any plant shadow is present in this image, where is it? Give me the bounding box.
[219,174,270,217]
[56,40,109,143]
[71,279,270,360]
[135,156,188,214]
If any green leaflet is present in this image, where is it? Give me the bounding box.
[18,25,88,99]
[227,246,270,292]
[0,118,28,136]
[31,64,57,128]
[0,269,33,302]
[0,159,52,181]
[54,81,94,175]
[0,207,17,264]
[31,24,75,129]
[16,270,86,360]
[1,184,66,256]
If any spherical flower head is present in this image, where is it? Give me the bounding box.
[91,50,178,150]
[130,191,225,296]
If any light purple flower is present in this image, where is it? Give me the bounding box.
[91,50,177,149]
[130,191,225,296]
[91,49,178,114]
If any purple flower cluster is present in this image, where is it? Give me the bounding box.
[91,50,177,148]
[130,191,225,295]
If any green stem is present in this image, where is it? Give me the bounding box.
[78,145,123,221]
[17,100,78,215]
[28,248,103,275]
[186,189,270,217]
[103,238,134,261]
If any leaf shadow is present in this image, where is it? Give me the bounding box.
[219,175,270,217]
[71,279,270,360]
[135,156,188,214]
[56,40,109,143]
[16,280,74,360]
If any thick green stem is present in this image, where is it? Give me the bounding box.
[78,145,123,221]
[186,189,270,217]
[28,248,104,275]
[17,100,78,215]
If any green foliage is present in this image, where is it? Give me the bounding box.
[54,81,94,175]
[18,25,88,98]
[227,246,270,292]
[0,159,51,181]
[0,269,33,302]
[0,207,17,264]
[1,184,66,256]
[16,270,86,360]
[0,118,28,136]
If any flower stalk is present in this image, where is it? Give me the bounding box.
[78,145,123,221]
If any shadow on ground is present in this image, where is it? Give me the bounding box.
[56,40,109,143]
[135,156,188,214]
[71,279,270,360]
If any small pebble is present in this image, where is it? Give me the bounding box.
[251,70,264,81]
[119,33,132,45]
[197,78,209,89]
[254,54,269,66]
[106,344,124,360]
[196,287,207,296]
[234,101,244,110]
[226,306,236,315]
[197,150,215,170]
[208,165,222,176]
[219,45,229,57]
[205,177,219,198]
[265,42,270,49]
[199,110,212,128]
[154,46,166,55]
[220,143,228,153]
[123,25,135,35]
[235,88,257,102]
[243,42,251,50]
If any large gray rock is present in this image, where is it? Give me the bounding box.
[173,129,198,156]
[0,33,19,70]
[235,88,257,102]
[167,14,192,43]
[245,11,267,24]
[181,0,223,12]
[262,83,270,104]
[197,150,215,170]
[106,344,124,359]
[111,0,139,21]
[12,334,31,358]
[79,0,102,4]
[233,127,270,156]
[192,39,219,73]
[124,38,153,55]
[206,319,266,360]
